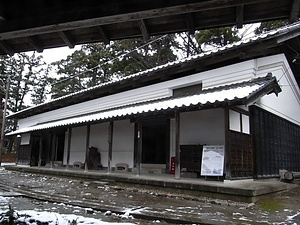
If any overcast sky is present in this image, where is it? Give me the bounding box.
[36,46,81,64]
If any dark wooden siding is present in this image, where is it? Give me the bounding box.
[17,145,31,165]
[227,131,253,179]
[250,106,300,178]
[180,145,203,172]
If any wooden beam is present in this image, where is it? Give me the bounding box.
[290,0,300,23]
[276,30,300,43]
[236,5,244,29]
[58,31,75,48]
[97,26,110,45]
[0,0,275,41]
[185,13,195,35]
[0,41,14,56]
[28,36,44,53]
[138,19,150,41]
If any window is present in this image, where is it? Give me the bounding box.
[172,83,202,97]
[229,109,250,134]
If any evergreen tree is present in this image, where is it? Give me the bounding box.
[31,65,52,105]
[0,52,46,128]
[51,44,116,99]
[195,26,241,48]
[0,52,47,152]
[254,20,289,34]
[176,33,202,57]
[50,35,179,98]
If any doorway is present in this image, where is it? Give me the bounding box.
[141,118,170,165]
[30,135,40,166]
[55,132,65,162]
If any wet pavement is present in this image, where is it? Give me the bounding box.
[0,167,300,224]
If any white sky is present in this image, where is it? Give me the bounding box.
[36,46,81,64]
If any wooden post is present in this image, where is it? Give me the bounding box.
[50,133,55,169]
[85,125,91,171]
[175,111,181,179]
[38,134,43,167]
[108,121,114,173]
[66,128,72,170]
[136,120,142,176]
[224,108,231,180]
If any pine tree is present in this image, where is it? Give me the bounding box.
[31,65,52,105]
[254,20,289,34]
[195,26,241,48]
[50,35,179,98]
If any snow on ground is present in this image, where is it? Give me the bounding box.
[0,196,137,225]
[13,210,135,225]
[0,208,137,225]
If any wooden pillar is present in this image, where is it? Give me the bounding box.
[85,125,91,171]
[224,108,231,180]
[38,134,43,167]
[175,111,181,179]
[108,121,114,173]
[136,120,142,176]
[66,128,72,170]
[50,133,55,169]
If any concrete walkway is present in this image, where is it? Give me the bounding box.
[4,164,293,202]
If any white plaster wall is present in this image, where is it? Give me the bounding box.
[170,109,225,160]
[63,126,86,165]
[180,108,225,146]
[62,120,134,167]
[255,54,300,125]
[18,89,171,129]
[17,54,300,133]
[111,120,135,168]
[18,60,256,129]
[90,123,109,167]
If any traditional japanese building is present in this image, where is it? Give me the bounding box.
[7,22,300,181]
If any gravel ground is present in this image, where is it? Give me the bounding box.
[0,167,299,224]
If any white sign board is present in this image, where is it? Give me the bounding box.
[201,145,224,176]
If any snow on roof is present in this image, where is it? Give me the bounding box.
[9,21,300,118]
[7,75,279,136]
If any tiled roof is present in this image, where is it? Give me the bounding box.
[8,21,300,119]
[7,75,281,136]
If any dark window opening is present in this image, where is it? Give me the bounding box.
[56,132,65,161]
[173,83,202,97]
[134,117,170,165]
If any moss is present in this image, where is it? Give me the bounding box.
[257,198,285,212]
